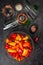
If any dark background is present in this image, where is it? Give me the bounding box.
[0,0,43,65]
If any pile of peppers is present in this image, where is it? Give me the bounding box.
[5,33,32,61]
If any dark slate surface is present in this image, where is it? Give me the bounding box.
[0,0,43,65]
